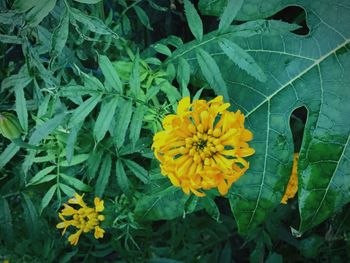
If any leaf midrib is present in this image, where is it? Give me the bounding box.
[246,39,350,118]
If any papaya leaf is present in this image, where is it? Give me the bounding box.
[135,186,189,220]
[171,0,350,234]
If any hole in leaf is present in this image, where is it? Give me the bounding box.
[290,106,307,152]
[270,6,310,35]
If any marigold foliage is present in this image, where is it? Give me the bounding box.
[281,153,299,204]
[56,193,105,246]
[152,96,255,196]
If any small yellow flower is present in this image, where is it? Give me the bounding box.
[152,96,255,196]
[3,260,9,263]
[281,153,299,204]
[57,193,105,246]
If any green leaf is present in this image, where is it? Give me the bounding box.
[196,48,229,101]
[129,105,145,145]
[21,193,39,240]
[0,142,20,169]
[68,94,102,128]
[40,184,57,213]
[129,53,140,97]
[66,122,82,164]
[113,98,133,148]
[70,8,118,36]
[60,154,90,167]
[153,43,172,57]
[0,197,14,243]
[219,38,266,82]
[15,86,28,132]
[116,159,130,194]
[99,55,123,93]
[218,0,243,31]
[94,96,119,142]
[60,85,99,97]
[59,184,76,197]
[95,154,112,197]
[173,0,350,234]
[184,0,203,41]
[177,57,191,97]
[13,0,40,13]
[135,186,189,220]
[27,166,56,185]
[25,0,57,27]
[87,150,103,180]
[133,5,153,30]
[0,34,24,44]
[29,113,66,145]
[60,173,92,192]
[51,7,69,57]
[73,0,101,3]
[123,159,149,184]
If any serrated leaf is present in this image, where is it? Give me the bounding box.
[177,57,191,97]
[0,142,20,169]
[68,94,102,128]
[15,86,28,132]
[153,43,172,57]
[116,159,130,194]
[196,48,229,101]
[27,166,56,185]
[133,5,153,30]
[95,155,112,197]
[13,0,40,13]
[99,55,123,93]
[40,185,57,213]
[21,193,39,240]
[94,96,119,142]
[87,150,103,180]
[60,85,99,97]
[219,38,266,82]
[218,0,243,32]
[60,173,91,192]
[60,184,76,197]
[184,0,203,41]
[29,113,66,145]
[51,7,69,57]
[0,34,24,44]
[70,8,118,36]
[25,0,57,27]
[123,159,149,184]
[135,186,189,220]
[129,53,140,97]
[60,154,90,167]
[73,0,101,3]
[129,105,145,145]
[66,122,82,164]
[0,197,14,243]
[114,98,133,148]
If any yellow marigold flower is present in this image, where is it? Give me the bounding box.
[281,153,299,204]
[152,96,255,196]
[56,193,105,246]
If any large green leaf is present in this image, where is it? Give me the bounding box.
[170,0,350,234]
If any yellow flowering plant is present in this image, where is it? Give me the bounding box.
[56,193,105,246]
[152,96,255,196]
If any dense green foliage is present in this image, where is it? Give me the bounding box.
[1,0,350,262]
